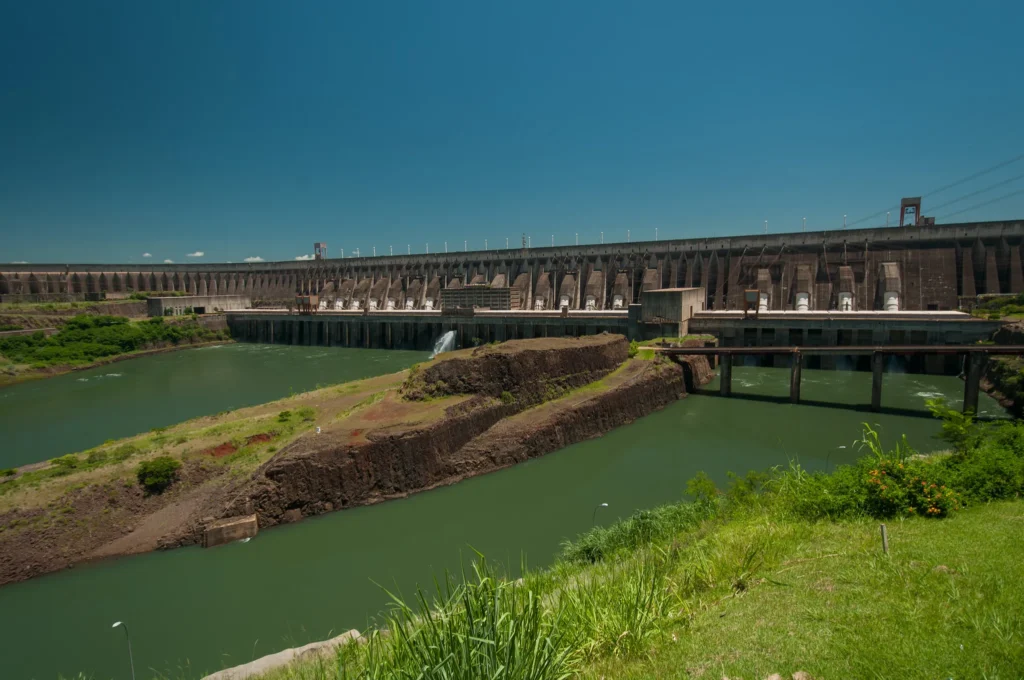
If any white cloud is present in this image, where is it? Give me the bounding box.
[142,252,152,258]
[11,261,28,264]
[294,254,315,260]
[186,251,205,258]
[243,256,265,263]
[164,259,174,264]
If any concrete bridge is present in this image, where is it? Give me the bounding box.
[655,344,1024,414]
[3,220,1024,311]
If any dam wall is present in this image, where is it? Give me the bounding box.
[226,310,648,350]
[4,221,1024,311]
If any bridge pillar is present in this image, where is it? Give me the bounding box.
[720,354,732,397]
[790,352,801,404]
[871,352,884,411]
[963,351,987,414]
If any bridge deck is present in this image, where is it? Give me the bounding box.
[654,344,1024,356]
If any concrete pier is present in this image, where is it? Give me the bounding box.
[720,354,732,397]
[790,352,802,404]
[964,352,988,414]
[871,352,885,411]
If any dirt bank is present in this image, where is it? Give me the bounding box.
[206,340,711,535]
[0,335,713,587]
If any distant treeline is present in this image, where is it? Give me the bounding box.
[0,315,227,367]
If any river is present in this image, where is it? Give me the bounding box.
[0,344,429,469]
[0,352,1005,679]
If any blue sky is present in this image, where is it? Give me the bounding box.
[2,0,1023,264]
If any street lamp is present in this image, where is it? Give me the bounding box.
[803,217,806,232]
[764,220,768,234]
[592,502,609,525]
[112,621,135,680]
[627,229,630,242]
[600,231,604,244]
[655,227,658,240]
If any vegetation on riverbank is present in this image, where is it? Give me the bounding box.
[0,314,229,385]
[970,292,1024,320]
[251,404,1024,680]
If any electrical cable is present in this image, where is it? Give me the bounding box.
[843,152,1024,229]
[935,186,1024,221]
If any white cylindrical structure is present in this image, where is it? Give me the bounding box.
[883,292,899,312]
[385,299,396,310]
[534,297,545,310]
[405,298,415,310]
[838,292,853,311]
[559,295,570,309]
[612,294,624,309]
[795,292,810,312]
[585,295,597,311]
[758,293,769,312]
[423,298,434,310]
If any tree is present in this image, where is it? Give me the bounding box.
[136,457,182,493]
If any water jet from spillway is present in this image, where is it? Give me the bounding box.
[430,330,456,358]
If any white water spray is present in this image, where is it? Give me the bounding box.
[430,330,456,358]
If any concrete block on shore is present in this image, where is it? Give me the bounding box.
[203,514,258,548]
[201,629,361,680]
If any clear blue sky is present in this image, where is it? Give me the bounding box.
[3,0,1024,264]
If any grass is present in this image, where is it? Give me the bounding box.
[240,406,1024,680]
[639,334,717,346]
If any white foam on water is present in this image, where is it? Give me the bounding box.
[914,391,945,399]
[76,378,89,382]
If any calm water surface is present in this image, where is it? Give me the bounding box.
[0,363,1004,679]
[0,344,428,468]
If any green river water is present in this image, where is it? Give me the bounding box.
[0,348,1005,679]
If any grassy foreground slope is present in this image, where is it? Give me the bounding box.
[252,402,1024,680]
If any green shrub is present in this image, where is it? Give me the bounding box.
[51,455,79,470]
[295,406,316,422]
[136,457,182,493]
[0,468,15,477]
[500,390,515,404]
[86,450,108,465]
[277,410,292,422]
[628,339,639,358]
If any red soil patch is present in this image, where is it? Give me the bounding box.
[350,429,362,437]
[246,432,275,445]
[203,443,238,458]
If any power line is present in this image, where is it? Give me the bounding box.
[844,152,1024,229]
[935,186,1024,221]
[927,172,1024,213]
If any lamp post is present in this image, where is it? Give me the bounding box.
[592,502,609,525]
[112,621,135,680]
[764,220,768,234]
[600,231,604,244]
[803,217,806,232]
[627,229,630,242]
[655,227,658,240]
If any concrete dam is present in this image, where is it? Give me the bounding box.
[4,221,1024,313]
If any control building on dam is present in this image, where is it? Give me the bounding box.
[3,221,1024,314]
